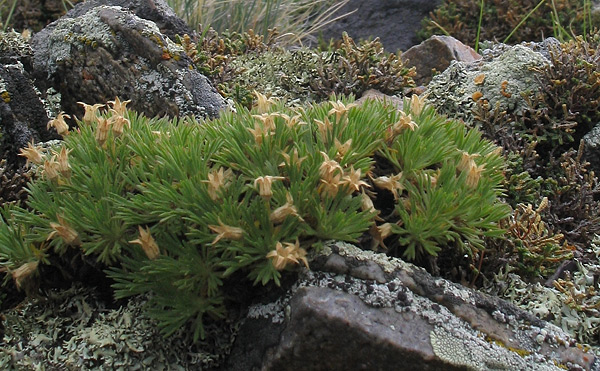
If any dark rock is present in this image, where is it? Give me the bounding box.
[402,35,481,86]
[0,63,56,163]
[316,0,442,52]
[31,5,225,122]
[227,242,597,371]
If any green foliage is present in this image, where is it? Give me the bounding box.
[179,31,415,108]
[472,34,600,249]
[419,0,600,46]
[0,95,508,341]
[376,97,510,260]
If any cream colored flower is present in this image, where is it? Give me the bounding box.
[340,166,369,193]
[360,190,383,221]
[110,112,130,138]
[202,167,232,200]
[19,141,44,165]
[78,102,104,124]
[52,146,71,178]
[48,215,80,245]
[254,175,285,200]
[319,151,343,182]
[465,162,485,188]
[392,113,418,134]
[370,222,394,250]
[266,240,309,271]
[130,226,160,260]
[279,148,307,169]
[248,122,274,145]
[457,151,481,173]
[43,156,60,181]
[408,94,426,116]
[47,112,70,137]
[371,172,404,200]
[314,116,333,140]
[270,193,304,224]
[208,219,244,245]
[109,97,131,116]
[319,174,342,197]
[12,261,38,290]
[328,100,357,123]
[334,138,352,161]
[253,90,277,113]
[278,113,305,128]
[95,117,111,146]
[252,113,278,132]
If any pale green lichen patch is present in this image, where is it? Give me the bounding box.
[0,30,32,57]
[45,6,117,75]
[426,44,550,123]
[0,284,237,370]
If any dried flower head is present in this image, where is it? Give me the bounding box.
[329,100,357,123]
[130,226,160,260]
[334,138,353,161]
[43,156,60,181]
[95,117,112,146]
[52,146,72,178]
[208,218,244,244]
[48,215,80,245]
[254,175,285,200]
[12,261,39,290]
[109,97,131,116]
[47,112,70,137]
[279,148,307,169]
[319,151,343,182]
[392,113,418,135]
[78,102,105,124]
[253,91,277,113]
[465,162,485,188]
[370,222,394,249]
[372,172,404,199]
[278,113,305,128]
[270,192,304,224]
[19,141,44,166]
[202,167,233,200]
[360,190,383,221]
[252,113,278,131]
[340,166,369,193]
[314,117,333,140]
[266,239,309,270]
[248,122,274,144]
[408,94,426,116]
[110,112,131,138]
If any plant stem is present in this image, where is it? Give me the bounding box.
[475,0,484,52]
[503,0,547,44]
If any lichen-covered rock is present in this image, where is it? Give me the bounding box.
[31,5,225,121]
[226,242,598,371]
[426,44,550,123]
[60,0,193,41]
[0,63,56,163]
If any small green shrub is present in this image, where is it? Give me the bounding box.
[180,31,416,107]
[0,95,508,341]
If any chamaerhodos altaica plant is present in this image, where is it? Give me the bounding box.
[0,93,510,341]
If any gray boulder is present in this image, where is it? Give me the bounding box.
[31,5,225,121]
[425,43,551,124]
[226,242,597,371]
